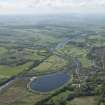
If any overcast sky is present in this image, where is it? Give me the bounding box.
[0,0,105,14]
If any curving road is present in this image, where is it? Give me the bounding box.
[0,37,73,93]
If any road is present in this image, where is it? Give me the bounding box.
[0,77,17,93]
[0,37,72,93]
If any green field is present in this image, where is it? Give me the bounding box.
[57,45,92,68]
[0,47,8,56]
[67,96,97,105]
[0,62,33,77]
[30,55,68,74]
[24,49,48,61]
[0,79,47,105]
[86,35,105,47]
[0,15,105,105]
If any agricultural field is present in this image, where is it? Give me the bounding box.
[56,44,92,68]
[0,47,8,56]
[86,35,105,47]
[0,62,33,77]
[0,79,47,105]
[0,15,105,105]
[30,55,68,74]
[66,96,97,105]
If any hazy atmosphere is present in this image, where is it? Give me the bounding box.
[0,0,105,14]
[0,1,105,105]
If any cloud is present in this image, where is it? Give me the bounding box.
[0,0,105,14]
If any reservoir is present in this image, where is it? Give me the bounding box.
[30,72,69,92]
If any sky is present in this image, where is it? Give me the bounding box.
[0,0,105,14]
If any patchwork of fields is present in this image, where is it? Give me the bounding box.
[0,16,105,105]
